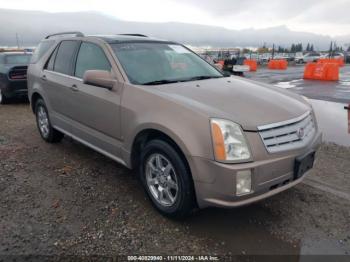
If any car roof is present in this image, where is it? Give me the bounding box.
[88,35,176,45]
[44,33,176,45]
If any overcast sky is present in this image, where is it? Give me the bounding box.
[0,0,349,36]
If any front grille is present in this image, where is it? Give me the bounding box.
[8,66,28,80]
[258,111,316,153]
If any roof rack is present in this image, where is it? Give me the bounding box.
[45,31,84,39]
[118,34,148,37]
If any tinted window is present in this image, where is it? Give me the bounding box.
[54,41,80,75]
[45,46,59,71]
[30,40,54,64]
[5,54,31,64]
[75,42,111,79]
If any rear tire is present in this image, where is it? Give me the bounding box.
[140,139,195,219]
[35,98,64,143]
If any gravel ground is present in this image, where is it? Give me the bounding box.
[0,103,350,257]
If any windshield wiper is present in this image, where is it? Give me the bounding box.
[142,75,223,85]
[142,79,181,85]
[184,75,224,81]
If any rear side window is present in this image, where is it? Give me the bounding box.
[74,42,111,79]
[54,40,80,75]
[45,46,59,71]
[30,40,54,64]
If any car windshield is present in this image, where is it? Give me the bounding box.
[5,54,32,64]
[111,42,223,85]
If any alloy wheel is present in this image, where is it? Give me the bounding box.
[145,153,179,207]
[37,106,50,138]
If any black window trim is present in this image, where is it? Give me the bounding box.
[44,43,59,71]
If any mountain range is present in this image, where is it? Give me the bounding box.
[1,8,349,50]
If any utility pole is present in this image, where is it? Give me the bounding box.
[16,33,20,49]
[329,41,333,58]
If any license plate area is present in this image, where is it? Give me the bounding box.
[294,151,315,180]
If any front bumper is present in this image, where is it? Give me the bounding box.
[1,80,28,98]
[191,131,322,208]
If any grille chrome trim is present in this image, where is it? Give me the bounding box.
[258,111,316,153]
[257,111,311,131]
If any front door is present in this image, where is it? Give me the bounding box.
[66,41,123,159]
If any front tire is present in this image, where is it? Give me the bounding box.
[140,139,195,219]
[35,99,64,143]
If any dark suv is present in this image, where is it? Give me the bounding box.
[0,51,32,104]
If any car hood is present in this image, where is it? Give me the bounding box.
[148,77,311,131]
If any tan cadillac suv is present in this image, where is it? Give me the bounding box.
[28,32,322,218]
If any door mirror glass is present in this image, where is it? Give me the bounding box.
[83,70,116,90]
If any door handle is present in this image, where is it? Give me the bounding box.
[70,84,79,92]
[40,75,47,81]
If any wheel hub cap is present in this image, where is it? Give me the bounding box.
[37,106,50,138]
[145,153,179,207]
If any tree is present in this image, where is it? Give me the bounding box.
[291,44,296,53]
[242,48,251,54]
[347,46,350,52]
[257,46,269,54]
[306,43,310,51]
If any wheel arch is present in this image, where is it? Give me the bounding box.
[130,128,191,173]
[130,127,198,208]
[30,92,44,113]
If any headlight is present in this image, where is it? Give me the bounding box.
[211,119,251,162]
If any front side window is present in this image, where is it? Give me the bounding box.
[111,42,222,85]
[53,40,80,75]
[75,42,111,79]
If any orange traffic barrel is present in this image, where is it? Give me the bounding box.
[244,59,258,71]
[303,62,339,81]
[268,59,288,70]
[318,58,344,67]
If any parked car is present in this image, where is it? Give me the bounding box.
[320,52,345,60]
[258,53,272,64]
[345,53,350,64]
[222,56,250,76]
[295,52,321,64]
[28,32,322,218]
[0,51,32,104]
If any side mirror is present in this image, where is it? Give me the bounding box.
[83,70,116,90]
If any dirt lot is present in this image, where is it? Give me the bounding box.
[1,103,350,258]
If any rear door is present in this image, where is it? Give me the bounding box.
[67,41,123,159]
[43,40,80,131]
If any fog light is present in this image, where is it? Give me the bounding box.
[236,170,252,195]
